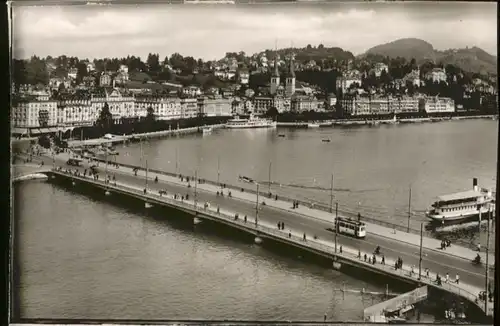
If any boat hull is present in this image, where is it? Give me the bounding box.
[226,124,277,129]
[426,210,495,225]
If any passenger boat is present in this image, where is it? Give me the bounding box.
[426,178,495,225]
[225,114,276,129]
[307,122,320,128]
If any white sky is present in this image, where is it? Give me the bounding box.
[11,2,498,61]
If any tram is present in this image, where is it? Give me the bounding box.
[335,216,366,238]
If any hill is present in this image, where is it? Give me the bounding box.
[361,38,497,74]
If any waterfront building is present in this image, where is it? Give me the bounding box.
[231,98,245,115]
[253,96,274,115]
[135,95,182,120]
[11,97,58,129]
[424,96,455,113]
[181,98,199,118]
[290,94,323,113]
[198,96,232,117]
[58,98,95,126]
[91,88,135,122]
[391,96,420,114]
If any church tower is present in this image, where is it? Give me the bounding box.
[270,41,280,95]
[285,54,296,97]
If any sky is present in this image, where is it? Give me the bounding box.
[11,1,498,61]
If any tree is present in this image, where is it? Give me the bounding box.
[76,62,88,84]
[264,107,279,120]
[146,106,155,121]
[96,102,113,131]
[318,44,324,49]
[146,53,161,73]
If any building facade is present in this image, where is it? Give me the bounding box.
[135,96,182,120]
[424,97,455,113]
[198,96,232,117]
[11,98,58,128]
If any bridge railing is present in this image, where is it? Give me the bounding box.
[52,168,486,315]
[86,158,429,235]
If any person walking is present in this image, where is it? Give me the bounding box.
[455,274,460,284]
[445,273,449,283]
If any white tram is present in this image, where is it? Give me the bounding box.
[335,216,366,238]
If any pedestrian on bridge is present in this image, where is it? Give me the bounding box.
[281,222,285,230]
[455,274,459,284]
[277,222,281,230]
[303,233,306,241]
[364,253,367,262]
[425,268,430,278]
[381,255,385,265]
[445,273,449,283]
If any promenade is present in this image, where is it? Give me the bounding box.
[48,167,494,317]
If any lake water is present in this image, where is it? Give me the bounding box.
[115,119,498,245]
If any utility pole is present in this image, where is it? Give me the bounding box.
[255,183,259,226]
[418,223,423,282]
[485,205,491,314]
[407,186,412,233]
[81,128,83,141]
[268,160,272,193]
[217,155,220,186]
[334,202,338,253]
[195,170,198,210]
[330,173,334,213]
[175,147,178,175]
[105,147,108,183]
[145,159,148,190]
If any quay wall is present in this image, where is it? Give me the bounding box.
[43,170,491,322]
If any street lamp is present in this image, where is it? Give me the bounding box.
[255,182,260,227]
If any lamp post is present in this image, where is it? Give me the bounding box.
[334,202,338,253]
[268,160,272,194]
[255,183,259,227]
[194,170,198,211]
[418,223,423,282]
[407,186,412,233]
[217,155,220,186]
[330,173,334,213]
[485,204,491,314]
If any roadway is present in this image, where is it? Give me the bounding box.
[40,153,493,291]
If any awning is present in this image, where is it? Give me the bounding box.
[11,128,28,134]
[30,128,42,135]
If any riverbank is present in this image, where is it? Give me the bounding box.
[276,114,497,128]
[67,124,226,148]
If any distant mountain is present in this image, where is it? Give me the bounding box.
[361,38,497,75]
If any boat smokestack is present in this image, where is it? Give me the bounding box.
[473,178,478,191]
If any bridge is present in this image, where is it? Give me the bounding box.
[46,168,493,318]
[15,151,495,319]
